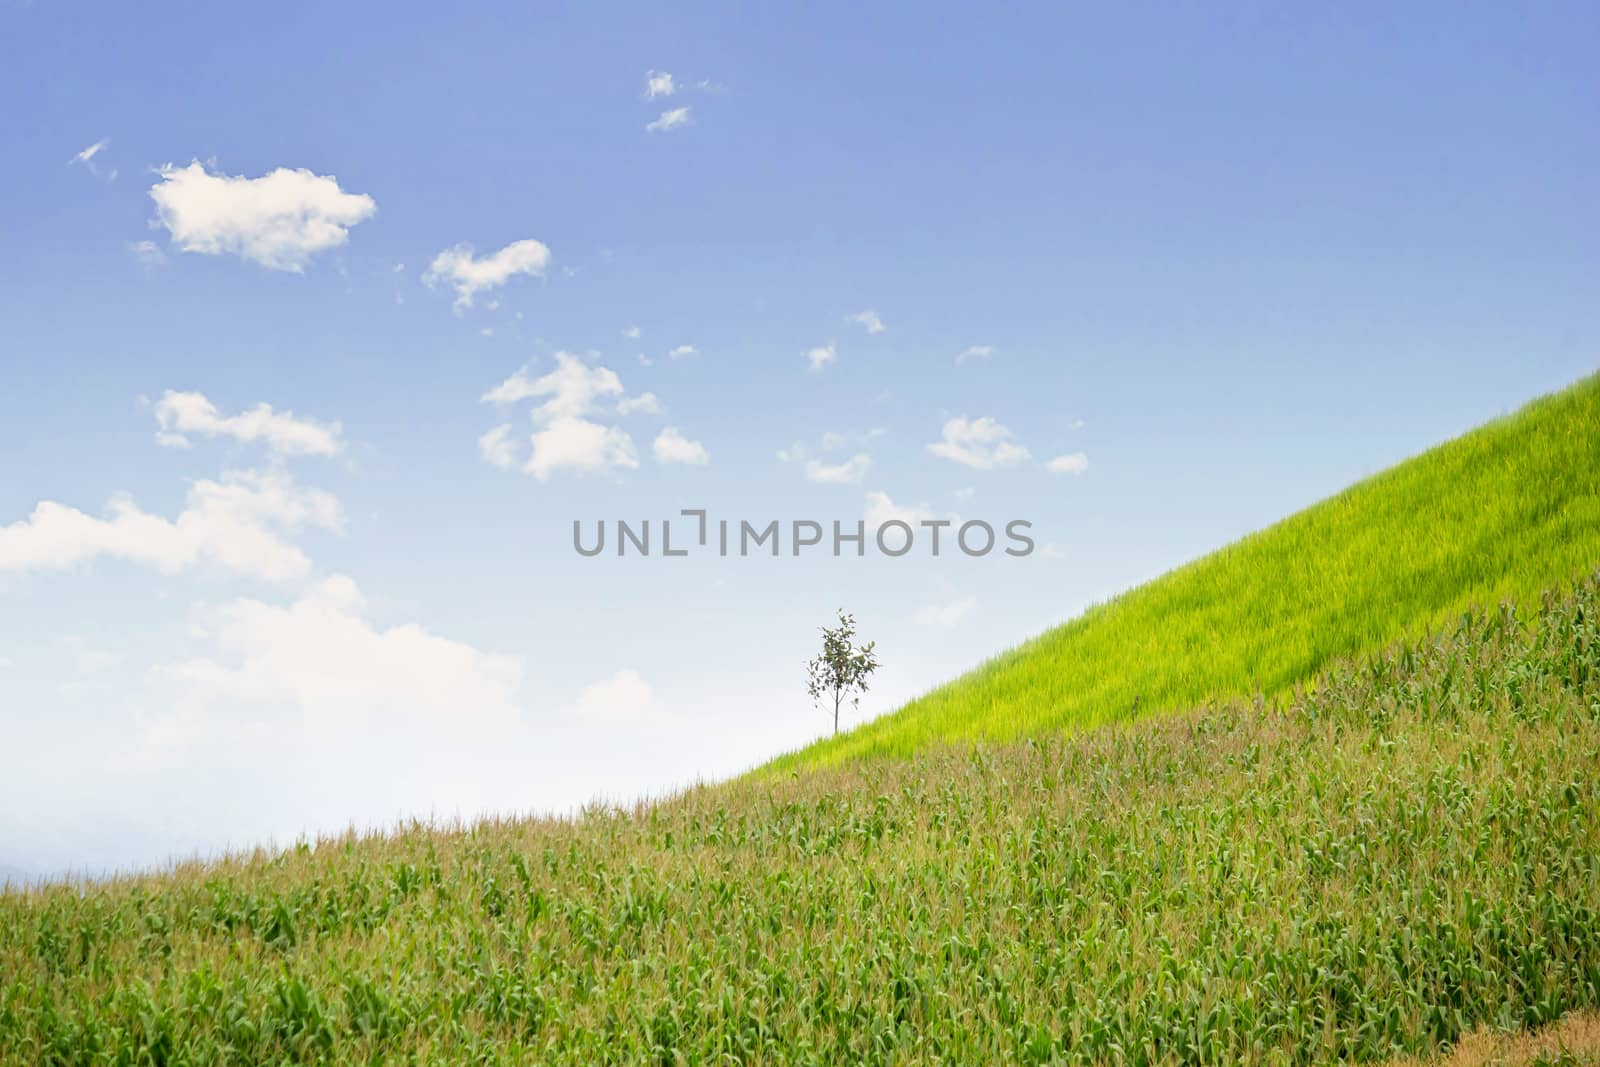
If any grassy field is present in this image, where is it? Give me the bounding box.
[766,372,1600,772]
[3,574,1599,1064]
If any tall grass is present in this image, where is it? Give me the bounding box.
[765,373,1600,772]
[4,575,1599,1064]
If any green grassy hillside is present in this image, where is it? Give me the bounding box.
[4,576,1599,1064]
[767,373,1600,772]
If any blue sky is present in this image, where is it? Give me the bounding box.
[2,1,1596,876]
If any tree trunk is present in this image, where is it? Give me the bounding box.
[833,691,841,736]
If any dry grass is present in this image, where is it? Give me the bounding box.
[1394,1011,1600,1066]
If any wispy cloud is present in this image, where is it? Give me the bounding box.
[647,107,691,133]
[1046,452,1089,475]
[70,138,108,166]
[128,240,166,269]
[956,344,996,364]
[806,343,836,371]
[153,390,343,457]
[69,138,117,182]
[804,453,871,485]
[847,309,886,335]
[617,392,661,415]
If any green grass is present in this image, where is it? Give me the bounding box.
[4,574,1599,1064]
[765,372,1600,773]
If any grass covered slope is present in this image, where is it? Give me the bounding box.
[4,578,1600,1064]
[769,373,1600,772]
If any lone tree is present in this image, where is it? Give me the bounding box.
[806,610,880,737]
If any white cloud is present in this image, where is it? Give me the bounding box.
[668,344,696,359]
[847,309,886,335]
[128,240,166,268]
[160,575,524,733]
[69,138,116,182]
[482,353,623,418]
[526,418,639,480]
[645,71,676,99]
[153,390,343,457]
[617,393,661,416]
[1069,418,1086,430]
[481,353,703,479]
[956,345,996,364]
[804,453,871,485]
[70,138,108,166]
[646,107,691,133]
[566,669,673,729]
[864,490,933,531]
[0,469,340,585]
[1046,452,1089,475]
[806,344,836,371]
[653,427,709,465]
[954,487,976,502]
[914,597,977,627]
[622,325,642,339]
[478,425,518,470]
[927,416,1030,469]
[424,238,551,312]
[148,162,376,272]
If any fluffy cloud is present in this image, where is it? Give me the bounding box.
[646,107,691,133]
[481,353,706,479]
[1046,452,1090,475]
[153,390,342,456]
[622,325,642,339]
[668,344,696,359]
[848,309,886,335]
[160,575,525,733]
[653,427,709,465]
[425,238,551,312]
[149,162,376,271]
[565,669,672,728]
[806,344,836,371]
[864,490,933,531]
[645,71,676,99]
[927,416,1030,469]
[805,453,871,485]
[914,597,977,627]
[527,418,640,480]
[957,345,996,363]
[0,469,340,584]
